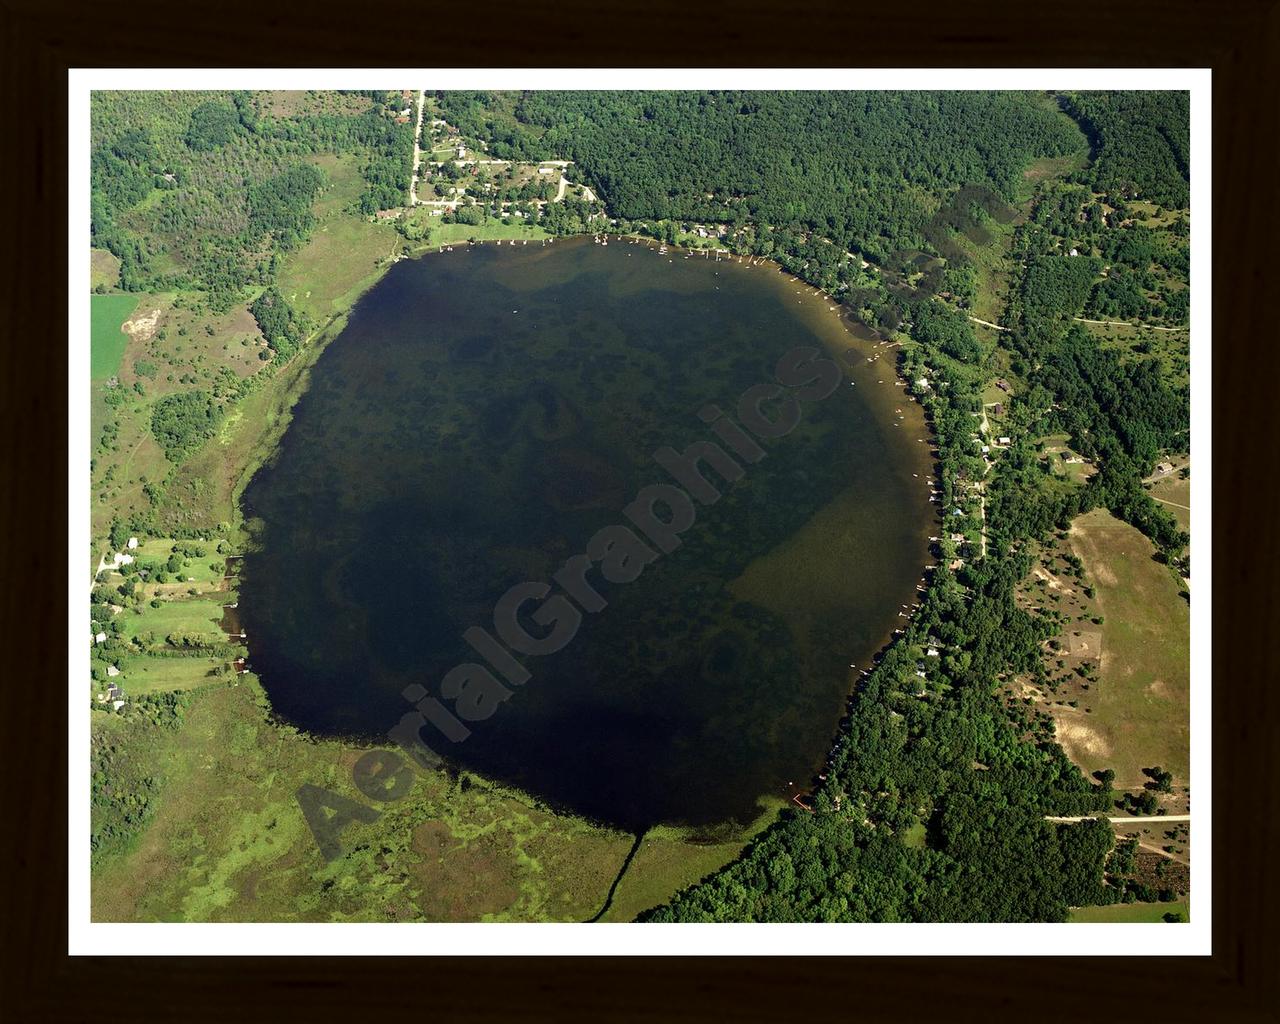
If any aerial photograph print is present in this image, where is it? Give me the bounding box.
[80,75,1202,941]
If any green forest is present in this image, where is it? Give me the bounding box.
[436,90,1085,263]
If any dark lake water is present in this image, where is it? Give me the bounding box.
[240,238,933,831]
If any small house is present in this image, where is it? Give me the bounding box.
[997,436,1011,445]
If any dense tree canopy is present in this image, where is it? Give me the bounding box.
[436,90,1084,262]
[184,100,240,152]
[150,390,223,462]
[1063,91,1190,208]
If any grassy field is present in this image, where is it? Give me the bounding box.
[116,597,226,640]
[90,294,140,380]
[106,653,227,696]
[277,216,403,322]
[951,214,1019,324]
[1069,900,1189,923]
[422,219,551,246]
[1063,509,1191,787]
[91,248,121,290]
[310,153,367,219]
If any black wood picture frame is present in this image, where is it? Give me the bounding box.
[3,0,1275,1018]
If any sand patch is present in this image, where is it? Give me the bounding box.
[122,307,163,342]
[1066,631,1102,658]
[1054,715,1112,760]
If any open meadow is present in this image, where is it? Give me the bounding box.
[1063,509,1190,788]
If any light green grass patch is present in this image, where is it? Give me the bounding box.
[278,215,403,322]
[1069,900,1189,923]
[109,653,227,695]
[427,221,550,245]
[91,294,140,380]
[91,248,121,290]
[117,597,226,641]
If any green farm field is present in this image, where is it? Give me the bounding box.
[90,294,140,380]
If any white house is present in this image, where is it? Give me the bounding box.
[127,536,138,550]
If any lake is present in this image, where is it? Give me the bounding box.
[240,237,934,831]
